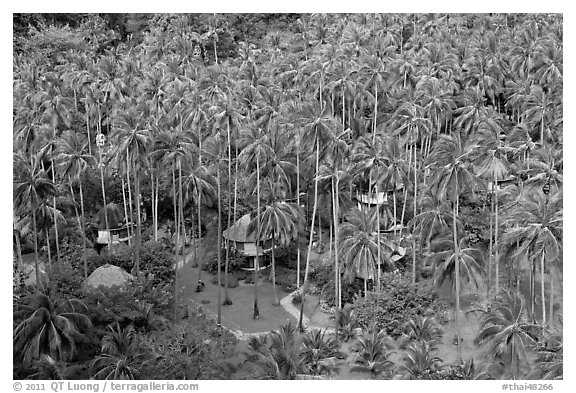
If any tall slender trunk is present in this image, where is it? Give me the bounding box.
[44,222,52,270]
[121,178,130,245]
[453,181,462,362]
[495,181,500,294]
[134,167,142,276]
[155,176,159,242]
[253,154,261,319]
[541,251,546,326]
[126,152,134,236]
[32,207,40,287]
[373,83,378,144]
[224,122,233,305]
[400,144,412,228]
[412,142,417,284]
[488,182,494,297]
[78,180,88,278]
[299,135,320,331]
[151,170,156,242]
[196,177,203,276]
[296,143,301,288]
[332,175,340,310]
[50,163,60,264]
[393,190,397,237]
[549,267,554,324]
[271,238,279,306]
[217,160,222,324]
[85,98,91,155]
[376,182,381,292]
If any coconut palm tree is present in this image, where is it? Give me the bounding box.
[474,290,540,380]
[238,125,274,319]
[248,198,301,306]
[399,340,443,379]
[111,108,152,276]
[55,130,94,278]
[350,324,395,379]
[13,154,56,286]
[91,323,146,380]
[13,291,92,365]
[428,132,481,361]
[339,208,395,295]
[499,187,562,326]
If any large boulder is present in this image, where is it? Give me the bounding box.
[84,264,133,290]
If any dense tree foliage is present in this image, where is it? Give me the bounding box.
[13,13,562,380]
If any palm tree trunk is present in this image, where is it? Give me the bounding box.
[400,145,412,228]
[44,222,52,270]
[85,99,91,155]
[32,207,41,287]
[121,178,130,245]
[50,163,60,264]
[155,176,159,242]
[77,180,88,278]
[453,189,462,362]
[373,83,378,144]
[224,121,233,305]
[549,268,554,324]
[271,238,279,306]
[253,154,261,319]
[541,251,546,326]
[196,179,203,278]
[173,164,180,324]
[332,175,340,310]
[412,142,417,284]
[126,152,134,234]
[495,181,499,294]
[488,182,494,298]
[14,227,23,272]
[151,170,156,242]
[299,135,320,330]
[217,160,222,325]
[134,167,142,277]
[393,190,398,237]
[376,182,381,292]
[296,143,301,289]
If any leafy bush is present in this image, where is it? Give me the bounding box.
[138,309,239,380]
[352,272,440,338]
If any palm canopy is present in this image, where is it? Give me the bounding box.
[55,130,94,182]
[13,155,56,213]
[474,290,540,379]
[339,208,395,283]
[247,201,302,246]
[429,235,484,293]
[13,292,92,365]
[500,187,562,268]
[428,133,481,205]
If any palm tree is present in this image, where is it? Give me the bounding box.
[248,199,301,306]
[238,125,274,319]
[13,291,92,365]
[399,314,444,348]
[399,340,443,379]
[474,290,540,380]
[112,108,152,276]
[55,130,93,278]
[500,188,562,325]
[13,154,56,286]
[91,323,145,380]
[428,132,481,361]
[350,324,395,379]
[339,208,395,295]
[429,235,484,361]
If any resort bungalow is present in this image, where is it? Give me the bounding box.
[356,183,404,211]
[93,203,134,246]
[222,214,272,271]
[486,175,517,191]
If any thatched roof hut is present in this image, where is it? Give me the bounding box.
[84,264,133,290]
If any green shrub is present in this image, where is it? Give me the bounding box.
[352,272,439,338]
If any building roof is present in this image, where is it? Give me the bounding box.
[222,214,255,243]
